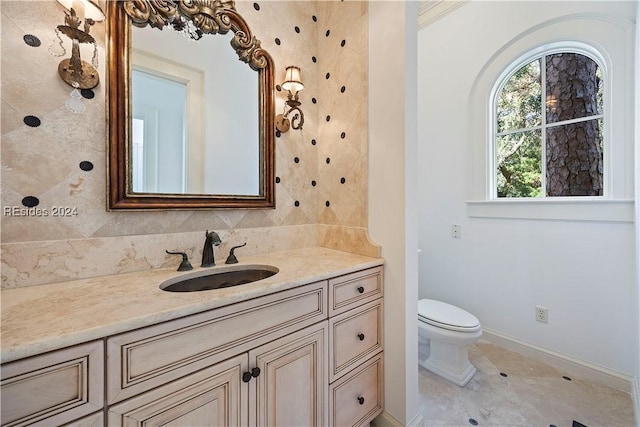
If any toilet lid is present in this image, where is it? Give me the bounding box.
[418,299,481,332]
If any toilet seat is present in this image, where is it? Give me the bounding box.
[418,299,480,333]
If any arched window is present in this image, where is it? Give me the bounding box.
[467,15,633,222]
[492,46,604,198]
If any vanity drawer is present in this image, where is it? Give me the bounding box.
[329,353,384,427]
[0,341,104,427]
[329,266,383,316]
[107,281,327,403]
[329,300,383,382]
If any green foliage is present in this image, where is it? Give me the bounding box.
[497,60,541,133]
[496,131,542,197]
[496,59,542,197]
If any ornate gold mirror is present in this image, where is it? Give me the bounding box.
[107,0,275,209]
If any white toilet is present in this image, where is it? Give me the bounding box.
[418,299,482,386]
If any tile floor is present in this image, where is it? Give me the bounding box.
[417,341,636,427]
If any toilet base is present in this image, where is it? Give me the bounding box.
[418,331,479,387]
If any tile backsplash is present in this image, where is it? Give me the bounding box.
[1,1,374,288]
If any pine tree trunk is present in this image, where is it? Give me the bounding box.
[545,53,602,196]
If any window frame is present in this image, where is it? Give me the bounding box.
[489,43,608,200]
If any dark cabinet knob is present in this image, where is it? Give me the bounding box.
[357,286,365,294]
[242,367,261,382]
[357,333,365,341]
[358,396,365,405]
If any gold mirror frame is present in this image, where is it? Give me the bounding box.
[107,0,275,210]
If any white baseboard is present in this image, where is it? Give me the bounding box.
[407,413,425,427]
[481,328,633,394]
[632,376,640,427]
[373,410,424,427]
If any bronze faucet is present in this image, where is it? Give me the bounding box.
[202,230,222,267]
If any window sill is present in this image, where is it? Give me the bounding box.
[466,199,634,222]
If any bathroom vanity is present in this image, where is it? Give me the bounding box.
[0,248,384,427]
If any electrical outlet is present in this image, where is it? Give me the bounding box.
[535,306,548,323]
[451,224,461,239]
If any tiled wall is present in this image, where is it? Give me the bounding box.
[0,1,375,288]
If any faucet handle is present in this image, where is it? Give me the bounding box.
[225,243,247,264]
[166,250,194,271]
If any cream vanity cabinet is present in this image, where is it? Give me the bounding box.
[107,281,329,427]
[108,323,328,426]
[328,267,384,427]
[0,341,104,427]
[1,265,384,427]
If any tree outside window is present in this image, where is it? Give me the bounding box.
[495,52,604,198]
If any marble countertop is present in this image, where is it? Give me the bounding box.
[0,247,383,364]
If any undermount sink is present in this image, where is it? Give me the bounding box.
[160,265,279,292]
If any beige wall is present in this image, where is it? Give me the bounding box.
[1,0,374,288]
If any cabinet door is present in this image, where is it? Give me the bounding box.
[108,354,248,427]
[249,322,328,427]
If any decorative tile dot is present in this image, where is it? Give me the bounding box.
[311,139,317,145]
[312,56,317,63]
[325,29,330,37]
[295,26,300,33]
[326,115,331,122]
[312,97,317,104]
[79,161,94,171]
[22,196,39,207]
[312,15,317,22]
[294,201,300,207]
[340,132,346,139]
[340,86,346,93]
[499,372,508,377]
[326,157,331,164]
[275,37,281,45]
[469,419,478,426]
[253,2,260,10]
[23,115,41,127]
[325,201,330,207]
[294,157,300,163]
[80,89,94,99]
[341,39,346,47]
[340,177,346,184]
[23,34,41,47]
[275,177,281,183]
[311,180,317,186]
[562,376,572,381]
[325,72,330,79]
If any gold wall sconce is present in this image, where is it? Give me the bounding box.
[54,0,104,90]
[276,66,305,133]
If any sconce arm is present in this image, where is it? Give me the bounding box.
[283,106,304,130]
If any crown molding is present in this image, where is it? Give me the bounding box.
[418,0,469,29]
